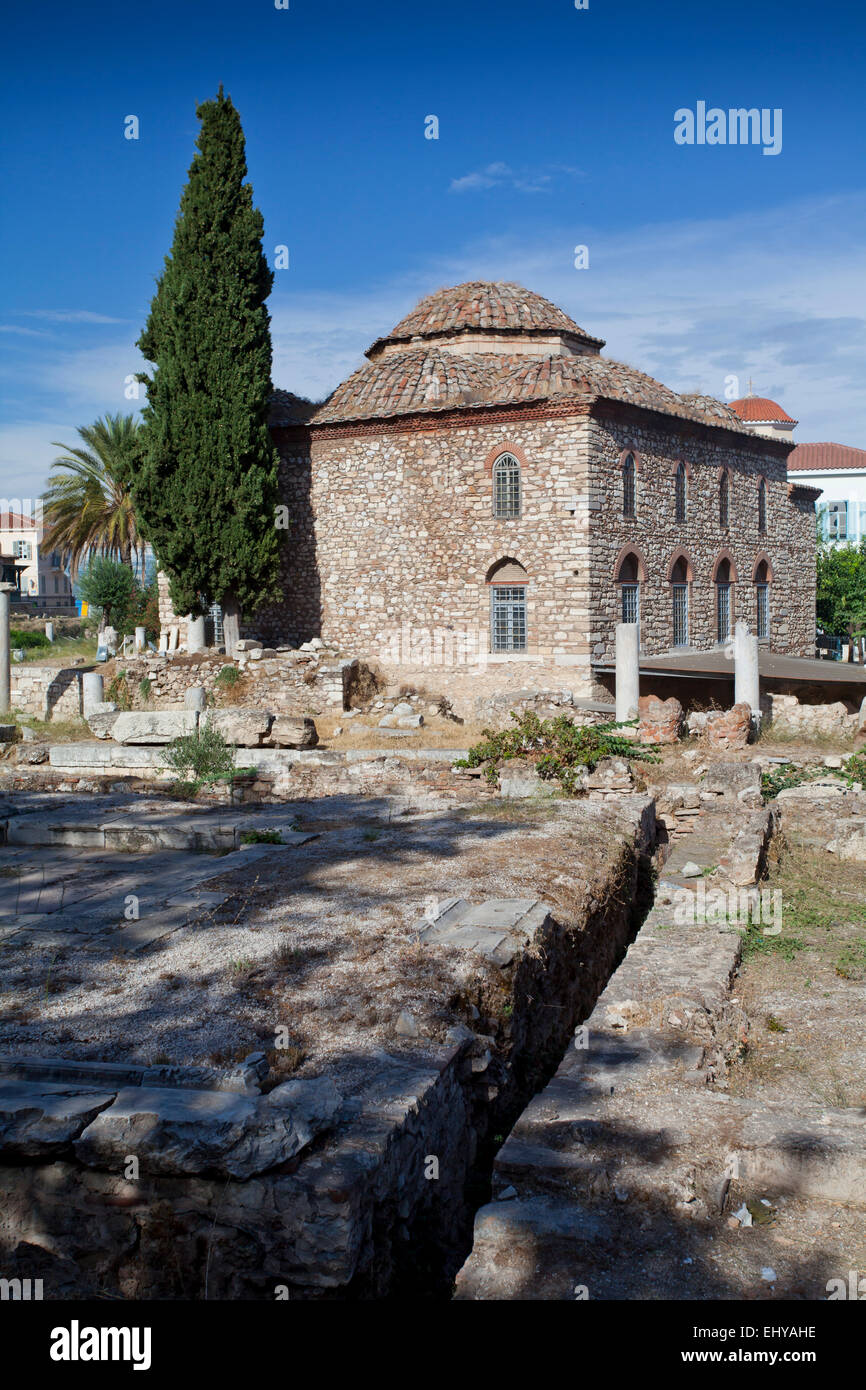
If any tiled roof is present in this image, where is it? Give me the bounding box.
[313,349,505,424]
[312,347,758,435]
[367,281,604,355]
[0,512,37,528]
[787,442,866,473]
[728,396,797,424]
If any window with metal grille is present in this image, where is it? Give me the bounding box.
[758,478,767,533]
[672,583,689,647]
[719,473,729,528]
[621,582,639,626]
[490,585,527,652]
[717,583,731,641]
[622,453,635,518]
[756,581,770,640]
[492,453,521,518]
[675,463,687,522]
[209,601,224,646]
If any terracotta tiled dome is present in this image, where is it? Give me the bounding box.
[728,396,797,424]
[366,281,604,357]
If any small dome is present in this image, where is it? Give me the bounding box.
[728,396,796,424]
[367,281,604,358]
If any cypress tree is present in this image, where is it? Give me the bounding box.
[135,86,280,656]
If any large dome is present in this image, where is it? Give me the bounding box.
[366,281,604,359]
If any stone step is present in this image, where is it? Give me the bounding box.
[415,897,551,966]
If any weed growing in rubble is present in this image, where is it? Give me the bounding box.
[107,670,132,709]
[455,710,658,794]
[163,723,236,791]
[240,829,283,845]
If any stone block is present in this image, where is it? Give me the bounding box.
[203,709,273,746]
[75,1077,342,1179]
[112,712,198,745]
[268,715,319,749]
[87,711,120,740]
[0,1081,116,1158]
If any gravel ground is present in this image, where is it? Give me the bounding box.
[0,797,635,1091]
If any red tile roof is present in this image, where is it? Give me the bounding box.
[313,346,757,435]
[787,442,866,473]
[728,396,796,423]
[0,512,36,528]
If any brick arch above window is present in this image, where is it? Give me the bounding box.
[483,442,530,475]
[613,543,648,582]
[666,548,695,582]
[486,556,529,584]
[669,458,693,478]
[752,552,775,582]
[617,447,643,473]
[711,549,739,583]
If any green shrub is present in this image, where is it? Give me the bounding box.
[455,710,659,794]
[107,670,132,710]
[215,665,241,689]
[139,677,152,702]
[9,628,50,650]
[240,829,283,845]
[163,723,236,788]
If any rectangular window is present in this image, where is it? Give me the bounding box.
[716,583,731,642]
[756,583,769,640]
[208,601,224,646]
[490,585,527,652]
[493,458,521,518]
[621,582,639,627]
[826,501,848,541]
[672,583,689,647]
[12,540,31,560]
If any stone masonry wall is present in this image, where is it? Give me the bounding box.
[255,412,594,692]
[11,665,87,721]
[588,410,814,666]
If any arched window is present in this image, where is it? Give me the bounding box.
[675,462,687,523]
[488,558,528,652]
[755,559,770,640]
[719,472,730,528]
[492,453,521,519]
[671,556,689,647]
[617,552,640,627]
[758,478,767,533]
[622,453,636,518]
[715,557,732,642]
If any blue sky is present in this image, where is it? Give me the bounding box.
[1,0,864,500]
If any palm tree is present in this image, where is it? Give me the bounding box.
[41,413,144,576]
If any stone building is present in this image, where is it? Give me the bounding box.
[164,282,819,702]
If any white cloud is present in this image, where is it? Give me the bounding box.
[20,310,128,324]
[449,161,584,194]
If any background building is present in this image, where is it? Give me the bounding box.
[0,510,76,610]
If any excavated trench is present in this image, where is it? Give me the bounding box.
[358,822,659,1300]
[0,794,659,1301]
